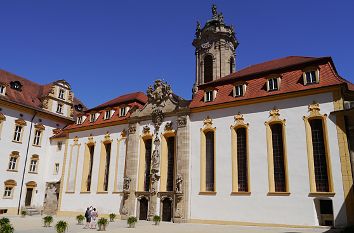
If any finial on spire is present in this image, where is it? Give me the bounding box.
[195,21,201,38]
[212,4,218,18]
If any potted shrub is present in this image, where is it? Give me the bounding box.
[97,217,108,231]
[43,215,53,227]
[55,220,68,233]
[0,223,14,233]
[76,214,85,225]
[21,210,27,217]
[0,217,10,226]
[109,213,116,222]
[153,215,161,226]
[127,216,137,228]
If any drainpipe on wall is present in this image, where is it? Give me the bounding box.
[17,111,37,215]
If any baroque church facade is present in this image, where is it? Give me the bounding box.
[1,5,354,228]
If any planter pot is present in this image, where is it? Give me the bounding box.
[129,223,136,228]
[154,221,160,226]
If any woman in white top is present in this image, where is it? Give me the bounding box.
[90,208,98,229]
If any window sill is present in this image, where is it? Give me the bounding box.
[12,140,22,144]
[231,192,251,196]
[6,169,18,172]
[28,171,38,174]
[32,144,41,148]
[80,191,91,194]
[96,191,109,194]
[308,192,335,197]
[3,196,13,199]
[267,192,290,196]
[65,191,75,194]
[199,191,217,196]
[112,191,123,194]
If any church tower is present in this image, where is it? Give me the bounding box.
[192,5,239,93]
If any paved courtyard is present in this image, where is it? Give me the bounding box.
[5,215,341,233]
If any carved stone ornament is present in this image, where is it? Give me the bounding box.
[146,79,172,107]
[0,113,5,122]
[175,174,183,194]
[73,136,79,145]
[177,116,187,128]
[34,123,45,130]
[68,91,73,101]
[265,108,286,125]
[121,129,127,138]
[42,98,49,109]
[103,132,111,143]
[203,116,213,128]
[153,136,160,146]
[174,207,182,218]
[142,125,150,134]
[87,134,94,145]
[164,122,173,132]
[151,150,160,173]
[128,125,136,134]
[15,118,27,126]
[50,86,55,94]
[151,109,164,132]
[121,205,128,215]
[308,102,321,117]
[123,176,131,192]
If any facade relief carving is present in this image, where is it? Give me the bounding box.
[128,125,136,134]
[177,116,187,128]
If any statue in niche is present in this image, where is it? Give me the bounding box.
[123,176,131,192]
[151,150,160,172]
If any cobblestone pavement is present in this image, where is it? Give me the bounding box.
[6,216,340,233]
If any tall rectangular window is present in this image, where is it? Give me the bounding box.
[90,113,96,122]
[13,125,22,142]
[57,141,63,151]
[166,137,175,192]
[144,139,152,191]
[104,110,111,120]
[29,160,38,173]
[0,85,5,95]
[103,143,111,191]
[234,85,244,97]
[8,157,17,170]
[56,103,63,114]
[271,124,286,192]
[310,119,329,192]
[236,128,248,192]
[119,107,126,117]
[58,89,65,99]
[87,145,95,191]
[205,131,215,191]
[54,163,60,175]
[305,71,317,84]
[268,78,279,91]
[3,187,13,198]
[33,130,41,146]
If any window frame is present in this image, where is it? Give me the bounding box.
[204,89,217,103]
[56,103,63,114]
[104,110,111,120]
[0,84,6,95]
[233,83,246,97]
[58,89,65,100]
[267,77,280,91]
[28,155,39,173]
[303,68,320,85]
[13,119,26,143]
[90,113,96,123]
[3,180,16,199]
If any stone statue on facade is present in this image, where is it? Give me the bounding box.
[123,176,131,192]
[176,174,183,194]
[146,79,172,107]
[195,21,201,38]
[212,4,218,18]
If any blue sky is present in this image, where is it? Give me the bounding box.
[0,0,353,108]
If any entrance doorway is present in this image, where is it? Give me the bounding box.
[25,188,33,206]
[162,198,172,222]
[139,197,148,220]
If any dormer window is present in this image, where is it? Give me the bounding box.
[104,110,111,120]
[119,107,128,117]
[0,84,5,95]
[74,104,83,112]
[77,116,83,124]
[233,84,246,97]
[10,81,22,91]
[90,113,96,123]
[267,77,280,91]
[56,103,63,114]
[303,69,319,85]
[204,89,216,102]
[58,89,65,100]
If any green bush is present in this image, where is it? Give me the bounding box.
[153,215,161,225]
[97,218,108,231]
[109,213,116,222]
[0,223,14,233]
[0,218,10,226]
[76,214,85,225]
[127,216,137,228]
[21,210,27,217]
[55,220,68,233]
[43,215,53,227]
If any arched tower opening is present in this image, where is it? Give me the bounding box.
[204,55,213,83]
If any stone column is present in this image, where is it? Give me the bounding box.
[174,115,190,223]
[121,122,140,219]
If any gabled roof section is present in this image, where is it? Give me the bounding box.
[191,56,352,109]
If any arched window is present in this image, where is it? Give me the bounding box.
[230,57,235,74]
[236,127,248,192]
[309,119,329,192]
[205,131,215,191]
[204,55,213,83]
[270,124,286,192]
[144,139,152,191]
[3,180,17,198]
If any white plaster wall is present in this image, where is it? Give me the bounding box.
[189,92,347,227]
[0,105,66,211]
[60,124,128,214]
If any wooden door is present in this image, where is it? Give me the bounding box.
[162,199,172,222]
[139,198,148,220]
[25,188,33,206]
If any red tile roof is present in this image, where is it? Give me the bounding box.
[65,92,148,131]
[0,69,85,119]
[89,92,147,111]
[190,56,352,109]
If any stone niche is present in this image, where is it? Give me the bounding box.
[43,182,60,215]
